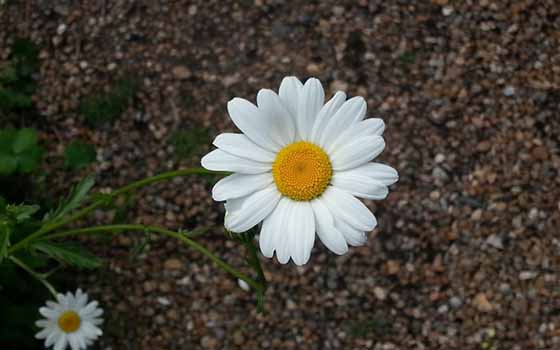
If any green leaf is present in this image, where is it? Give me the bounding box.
[15,144,43,173]
[0,224,10,264]
[5,204,39,223]
[12,128,37,153]
[0,128,17,151]
[64,141,96,170]
[0,64,17,84]
[44,176,95,222]
[0,154,17,175]
[33,241,102,269]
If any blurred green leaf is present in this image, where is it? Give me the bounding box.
[12,128,37,154]
[15,144,42,173]
[0,64,17,84]
[5,204,39,222]
[64,141,96,170]
[32,241,101,269]
[0,128,43,175]
[0,154,17,175]
[0,128,16,151]
[0,224,10,264]
[80,78,138,125]
[44,176,95,222]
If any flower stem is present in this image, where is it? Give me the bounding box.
[8,167,222,254]
[242,238,268,312]
[41,224,265,294]
[9,256,58,297]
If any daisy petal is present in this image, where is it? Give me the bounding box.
[278,76,303,121]
[75,290,88,310]
[201,149,271,174]
[257,89,296,146]
[53,333,67,350]
[259,197,290,258]
[76,335,87,349]
[79,301,99,318]
[227,97,282,152]
[296,78,324,140]
[330,136,385,171]
[225,184,281,232]
[39,307,58,319]
[45,330,61,347]
[82,322,103,337]
[332,171,389,200]
[321,186,377,231]
[212,173,273,201]
[36,319,50,328]
[319,96,366,147]
[311,198,348,255]
[68,334,80,350]
[289,201,315,265]
[56,293,66,307]
[274,200,315,265]
[213,133,275,163]
[334,216,368,246]
[35,326,53,339]
[310,91,347,144]
[344,162,399,186]
[326,117,385,153]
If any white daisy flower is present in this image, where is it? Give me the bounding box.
[35,289,103,350]
[202,76,398,265]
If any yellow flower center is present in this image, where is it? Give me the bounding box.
[272,141,332,201]
[57,311,81,333]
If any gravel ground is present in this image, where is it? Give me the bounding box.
[2,0,560,349]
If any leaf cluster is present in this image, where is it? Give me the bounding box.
[0,38,39,113]
[80,78,138,125]
[0,128,43,175]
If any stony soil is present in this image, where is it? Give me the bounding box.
[2,0,560,349]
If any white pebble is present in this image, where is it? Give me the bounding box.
[237,279,250,292]
[442,6,453,16]
[503,86,515,96]
[56,23,67,35]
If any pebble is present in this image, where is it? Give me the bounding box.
[442,6,453,16]
[163,258,183,270]
[374,287,388,300]
[200,336,219,349]
[172,65,192,80]
[449,297,463,308]
[473,293,493,312]
[503,86,516,96]
[434,153,446,164]
[486,234,504,250]
[432,166,449,182]
[237,279,250,292]
[56,23,67,35]
[157,297,171,306]
[519,271,538,280]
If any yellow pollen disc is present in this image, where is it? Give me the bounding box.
[272,141,332,201]
[58,311,81,333]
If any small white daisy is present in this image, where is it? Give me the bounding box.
[202,76,398,265]
[35,289,103,350]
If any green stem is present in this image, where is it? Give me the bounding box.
[10,256,57,297]
[243,239,268,312]
[8,168,221,254]
[42,224,265,294]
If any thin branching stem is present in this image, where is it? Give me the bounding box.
[10,256,58,297]
[42,224,266,295]
[8,168,222,254]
